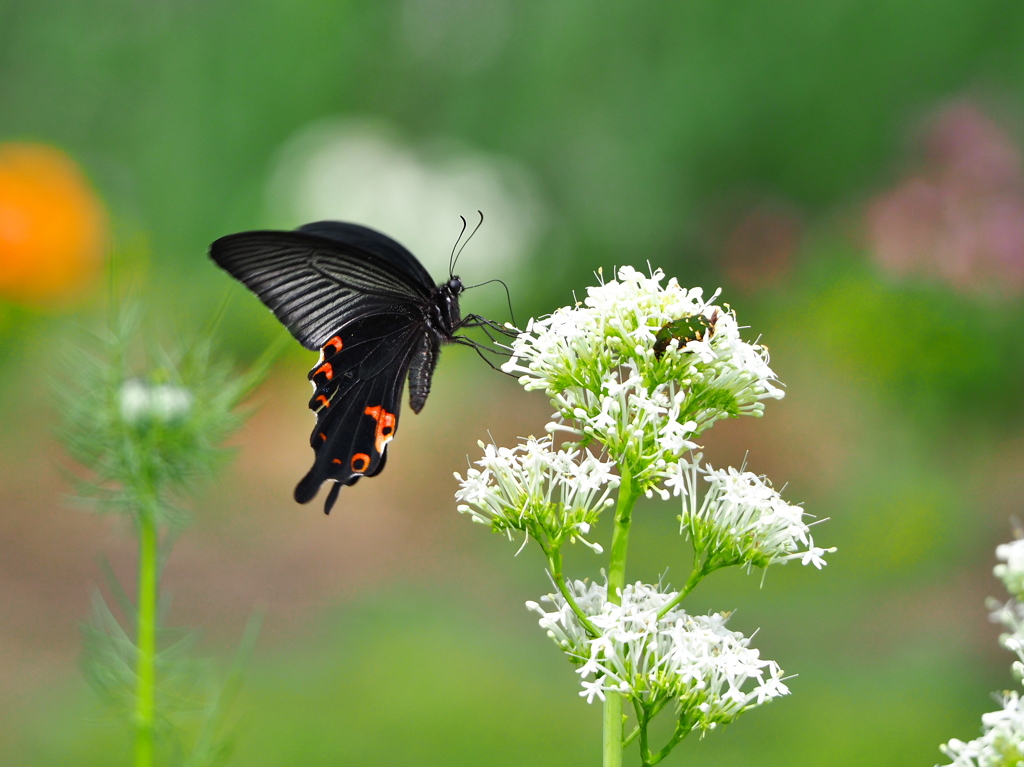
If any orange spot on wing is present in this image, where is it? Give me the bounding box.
[332,458,342,464]
[318,432,327,442]
[316,395,330,408]
[322,336,343,354]
[364,405,397,454]
[314,361,334,380]
[351,453,370,473]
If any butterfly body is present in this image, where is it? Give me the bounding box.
[210,222,468,514]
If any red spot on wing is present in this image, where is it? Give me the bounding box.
[351,453,370,473]
[316,395,330,408]
[364,405,397,454]
[318,432,327,442]
[332,458,342,464]
[322,336,343,354]
[314,362,334,380]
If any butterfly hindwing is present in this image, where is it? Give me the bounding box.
[294,313,424,513]
[210,229,432,350]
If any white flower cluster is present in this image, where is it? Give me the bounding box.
[988,600,1024,686]
[995,539,1024,600]
[939,537,1024,766]
[119,379,193,426]
[527,579,790,730]
[454,437,618,552]
[940,692,1024,766]
[501,266,783,490]
[669,461,832,571]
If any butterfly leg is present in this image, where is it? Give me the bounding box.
[458,313,519,337]
[456,317,518,350]
[452,336,515,375]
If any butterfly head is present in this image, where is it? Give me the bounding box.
[431,276,464,336]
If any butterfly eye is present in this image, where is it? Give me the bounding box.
[448,277,462,292]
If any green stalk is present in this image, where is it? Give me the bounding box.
[133,502,159,767]
[656,557,712,620]
[607,467,637,603]
[547,547,599,637]
[603,466,641,767]
[603,693,624,767]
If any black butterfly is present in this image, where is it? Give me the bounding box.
[210,220,505,515]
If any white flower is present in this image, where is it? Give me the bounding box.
[939,538,1024,766]
[501,266,783,491]
[454,436,618,552]
[119,379,193,425]
[939,691,1024,766]
[527,579,789,734]
[672,460,834,570]
[995,539,1024,600]
[986,600,1024,684]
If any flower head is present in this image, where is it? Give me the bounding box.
[527,579,789,733]
[119,379,194,426]
[939,691,1024,766]
[455,436,618,552]
[672,461,833,571]
[995,539,1024,601]
[62,313,261,524]
[502,266,782,492]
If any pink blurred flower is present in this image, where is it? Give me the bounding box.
[866,101,1024,298]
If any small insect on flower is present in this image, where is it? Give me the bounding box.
[652,311,718,359]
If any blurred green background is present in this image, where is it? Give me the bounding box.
[3,1,1024,764]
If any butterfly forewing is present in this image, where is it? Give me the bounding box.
[297,222,435,288]
[210,230,431,350]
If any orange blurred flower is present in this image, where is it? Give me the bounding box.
[0,143,107,304]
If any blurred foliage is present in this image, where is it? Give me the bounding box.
[3,0,1024,765]
[2,0,1022,313]
[775,249,1024,428]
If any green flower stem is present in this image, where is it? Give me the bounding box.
[637,703,651,766]
[655,557,714,621]
[133,499,159,767]
[604,466,642,767]
[607,466,639,604]
[603,693,624,767]
[645,717,691,765]
[546,547,599,637]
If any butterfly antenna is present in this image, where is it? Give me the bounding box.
[451,210,484,276]
[461,277,517,328]
[449,215,469,277]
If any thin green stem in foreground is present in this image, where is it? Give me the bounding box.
[133,504,159,767]
[603,467,641,767]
